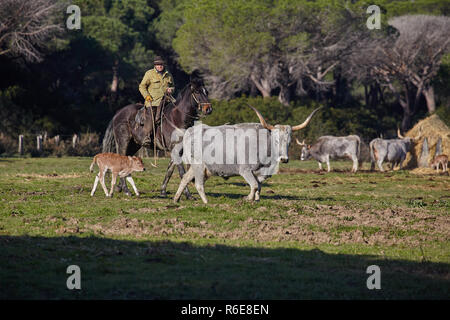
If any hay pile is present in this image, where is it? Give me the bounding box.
[403,114,450,169]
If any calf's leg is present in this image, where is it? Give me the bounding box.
[91,174,100,196]
[99,169,109,196]
[126,176,140,196]
[109,172,118,197]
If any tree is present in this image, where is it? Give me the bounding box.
[366,15,450,130]
[77,0,156,99]
[0,0,64,62]
[173,0,370,105]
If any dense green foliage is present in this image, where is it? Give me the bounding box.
[0,0,449,152]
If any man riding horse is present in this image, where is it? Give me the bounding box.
[137,55,175,145]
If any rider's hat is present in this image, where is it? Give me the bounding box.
[153,56,165,65]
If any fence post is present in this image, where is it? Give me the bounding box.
[18,135,24,155]
[72,134,78,149]
[36,135,43,153]
[54,135,60,146]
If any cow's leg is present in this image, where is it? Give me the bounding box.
[174,167,195,203]
[99,169,109,197]
[377,159,384,172]
[177,163,193,200]
[326,156,331,172]
[241,170,259,201]
[193,168,208,204]
[352,155,358,172]
[91,174,99,196]
[318,162,323,170]
[126,176,140,196]
[160,159,176,197]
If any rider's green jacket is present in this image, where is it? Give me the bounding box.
[139,68,175,107]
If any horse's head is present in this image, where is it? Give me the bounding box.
[190,76,212,115]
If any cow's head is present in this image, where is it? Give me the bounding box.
[248,105,321,164]
[295,139,312,160]
[397,126,422,150]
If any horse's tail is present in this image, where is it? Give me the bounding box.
[102,119,116,153]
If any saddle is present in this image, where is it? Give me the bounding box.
[133,94,175,147]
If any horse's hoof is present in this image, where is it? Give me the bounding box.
[159,191,168,198]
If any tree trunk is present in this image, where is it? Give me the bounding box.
[111,59,119,93]
[278,86,290,106]
[400,84,412,132]
[364,84,369,107]
[250,74,271,98]
[423,86,436,114]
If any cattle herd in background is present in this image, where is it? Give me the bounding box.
[297,127,447,174]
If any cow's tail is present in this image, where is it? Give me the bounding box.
[369,140,375,171]
[89,155,98,173]
[356,136,362,168]
[102,119,116,153]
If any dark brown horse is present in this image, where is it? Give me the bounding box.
[102,77,212,197]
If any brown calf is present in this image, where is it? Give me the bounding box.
[90,153,145,197]
[430,154,448,172]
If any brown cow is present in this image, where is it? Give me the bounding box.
[430,154,448,172]
[90,153,145,197]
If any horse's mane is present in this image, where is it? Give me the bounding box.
[176,77,203,101]
[176,83,191,101]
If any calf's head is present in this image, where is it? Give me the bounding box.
[129,156,145,172]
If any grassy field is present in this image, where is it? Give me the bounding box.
[0,157,449,299]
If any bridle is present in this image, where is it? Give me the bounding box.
[191,89,211,115]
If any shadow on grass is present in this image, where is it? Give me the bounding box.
[0,235,449,300]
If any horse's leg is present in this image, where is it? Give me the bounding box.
[160,159,176,197]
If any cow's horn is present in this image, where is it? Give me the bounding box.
[247,104,274,130]
[397,128,405,139]
[292,107,322,131]
[295,138,305,146]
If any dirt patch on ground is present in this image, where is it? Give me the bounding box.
[15,173,85,179]
[64,204,450,246]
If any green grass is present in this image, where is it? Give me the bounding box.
[0,157,449,299]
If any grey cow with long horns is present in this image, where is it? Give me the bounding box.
[173,105,322,203]
[369,127,422,171]
[296,135,361,172]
